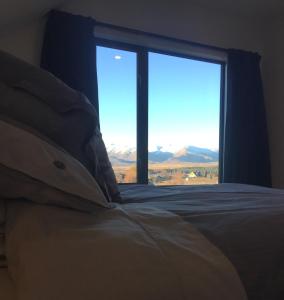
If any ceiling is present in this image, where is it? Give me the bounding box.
[0,0,67,29]
[0,0,283,30]
[192,0,284,18]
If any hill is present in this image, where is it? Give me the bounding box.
[108,145,219,165]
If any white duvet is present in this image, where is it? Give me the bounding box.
[5,201,247,300]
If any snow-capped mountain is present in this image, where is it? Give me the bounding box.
[107,145,219,165]
[107,144,136,165]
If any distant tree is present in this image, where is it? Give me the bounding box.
[124,166,136,183]
[170,172,184,185]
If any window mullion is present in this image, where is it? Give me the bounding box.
[137,50,149,184]
[219,63,226,183]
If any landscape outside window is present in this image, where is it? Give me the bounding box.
[97,46,137,183]
[148,52,220,185]
[97,46,221,185]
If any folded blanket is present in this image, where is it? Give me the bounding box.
[5,201,247,300]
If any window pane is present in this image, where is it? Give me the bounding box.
[148,52,221,185]
[97,46,137,183]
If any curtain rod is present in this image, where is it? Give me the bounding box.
[94,21,228,54]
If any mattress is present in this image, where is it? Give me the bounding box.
[120,183,284,300]
[0,268,15,300]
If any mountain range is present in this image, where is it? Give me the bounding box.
[107,145,219,165]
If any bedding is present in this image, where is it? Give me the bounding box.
[0,49,120,202]
[5,200,247,300]
[120,183,284,300]
[0,119,109,212]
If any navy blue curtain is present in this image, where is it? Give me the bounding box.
[41,10,99,110]
[222,49,271,187]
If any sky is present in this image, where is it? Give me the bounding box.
[96,46,221,151]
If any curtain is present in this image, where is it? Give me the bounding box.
[41,10,99,110]
[222,49,271,186]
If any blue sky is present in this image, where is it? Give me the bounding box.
[97,46,221,151]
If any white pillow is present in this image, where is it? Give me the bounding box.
[0,119,110,212]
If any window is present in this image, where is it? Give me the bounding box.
[97,46,137,183]
[96,42,223,185]
[148,52,221,185]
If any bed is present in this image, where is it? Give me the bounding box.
[4,195,247,300]
[1,183,284,299]
[119,183,284,300]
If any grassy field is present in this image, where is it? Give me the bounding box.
[113,162,219,185]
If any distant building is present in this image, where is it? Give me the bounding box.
[188,172,197,178]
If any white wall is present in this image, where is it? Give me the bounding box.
[1,0,282,186]
[262,20,284,187]
[63,0,265,53]
[0,18,45,65]
[0,0,266,64]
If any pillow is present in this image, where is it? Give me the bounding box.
[0,49,120,202]
[0,118,111,212]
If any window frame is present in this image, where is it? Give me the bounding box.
[96,38,226,184]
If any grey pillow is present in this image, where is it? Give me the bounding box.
[0,118,110,212]
[0,50,120,202]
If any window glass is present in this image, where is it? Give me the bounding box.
[148,52,221,185]
[97,46,137,183]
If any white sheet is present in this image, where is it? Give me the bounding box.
[6,201,247,300]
